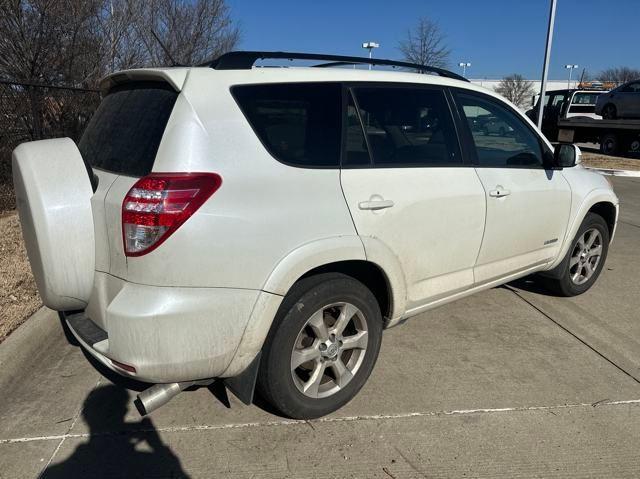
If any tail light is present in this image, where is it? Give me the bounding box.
[122,173,222,257]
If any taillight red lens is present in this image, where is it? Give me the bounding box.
[122,173,222,257]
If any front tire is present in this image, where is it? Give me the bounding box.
[602,104,617,120]
[257,273,383,419]
[543,213,610,296]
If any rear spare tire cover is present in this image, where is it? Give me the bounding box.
[12,138,95,311]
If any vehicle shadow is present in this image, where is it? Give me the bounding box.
[506,275,563,297]
[41,384,190,478]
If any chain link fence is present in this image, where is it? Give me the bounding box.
[0,81,100,212]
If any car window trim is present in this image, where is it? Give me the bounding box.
[450,87,553,170]
[340,86,374,169]
[341,82,467,169]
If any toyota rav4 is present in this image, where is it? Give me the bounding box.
[12,51,619,419]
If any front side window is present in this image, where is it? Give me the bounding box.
[232,83,341,167]
[623,81,640,93]
[349,87,461,167]
[455,91,544,168]
[551,94,566,107]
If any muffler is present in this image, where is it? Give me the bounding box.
[135,381,196,415]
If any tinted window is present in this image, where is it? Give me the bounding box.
[350,87,460,167]
[456,92,543,168]
[232,83,341,167]
[623,81,640,93]
[79,82,178,177]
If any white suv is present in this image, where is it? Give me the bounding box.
[13,52,619,419]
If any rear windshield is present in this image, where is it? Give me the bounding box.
[78,82,178,177]
[572,92,601,104]
[232,83,341,168]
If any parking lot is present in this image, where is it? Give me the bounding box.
[0,176,638,478]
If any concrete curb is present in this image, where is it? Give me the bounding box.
[0,307,58,387]
[584,167,640,177]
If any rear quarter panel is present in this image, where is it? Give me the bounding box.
[125,69,359,290]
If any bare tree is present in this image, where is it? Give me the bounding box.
[0,0,240,209]
[0,0,241,85]
[598,66,640,85]
[0,0,104,85]
[107,0,240,69]
[495,74,535,109]
[398,17,450,69]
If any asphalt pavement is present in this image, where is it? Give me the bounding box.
[1,176,639,478]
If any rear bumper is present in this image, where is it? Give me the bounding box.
[70,273,263,383]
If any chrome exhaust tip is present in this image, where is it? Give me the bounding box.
[135,381,195,416]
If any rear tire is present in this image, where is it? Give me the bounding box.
[542,213,610,297]
[257,273,383,419]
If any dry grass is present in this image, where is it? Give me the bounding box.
[581,151,640,171]
[0,212,41,342]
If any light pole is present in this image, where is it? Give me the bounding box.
[565,64,579,88]
[537,0,558,130]
[362,42,379,70]
[458,62,471,77]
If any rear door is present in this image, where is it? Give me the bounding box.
[340,84,486,311]
[453,89,571,284]
[618,81,640,117]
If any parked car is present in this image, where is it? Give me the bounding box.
[526,89,606,140]
[595,79,640,119]
[482,116,514,136]
[12,51,619,420]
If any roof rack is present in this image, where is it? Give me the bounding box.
[208,51,469,82]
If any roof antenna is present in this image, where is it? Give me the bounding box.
[151,29,180,66]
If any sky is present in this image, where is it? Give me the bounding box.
[227,0,638,80]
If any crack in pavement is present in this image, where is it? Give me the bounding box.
[620,220,640,229]
[35,376,103,478]
[2,398,640,445]
[506,286,640,385]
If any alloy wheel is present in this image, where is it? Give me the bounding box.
[290,302,368,399]
[569,228,603,285]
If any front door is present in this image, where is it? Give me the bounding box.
[453,90,571,284]
[340,85,486,311]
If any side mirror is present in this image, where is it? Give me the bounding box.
[554,143,581,168]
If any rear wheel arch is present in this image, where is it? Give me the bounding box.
[297,260,393,324]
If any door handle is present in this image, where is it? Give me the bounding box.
[358,199,395,210]
[489,186,511,198]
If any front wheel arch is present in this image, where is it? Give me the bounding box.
[589,202,617,238]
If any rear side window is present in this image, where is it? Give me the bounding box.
[232,83,341,167]
[349,87,461,167]
[79,82,178,177]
